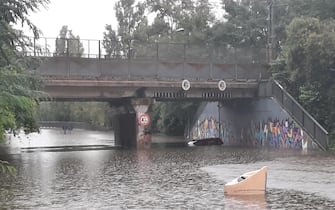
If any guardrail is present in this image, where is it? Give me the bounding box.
[26,37,271,81]
[272,80,329,150]
[23,37,268,64]
[35,56,270,81]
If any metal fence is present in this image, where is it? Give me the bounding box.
[272,80,329,150]
[23,37,268,64]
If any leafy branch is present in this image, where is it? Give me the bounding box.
[0,160,16,176]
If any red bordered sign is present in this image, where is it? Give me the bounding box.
[138,113,150,126]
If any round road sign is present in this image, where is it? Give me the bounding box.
[138,113,150,126]
[218,80,227,91]
[182,79,191,91]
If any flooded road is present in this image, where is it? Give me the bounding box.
[0,128,334,209]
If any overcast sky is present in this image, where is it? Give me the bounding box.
[26,0,223,40]
[27,0,117,40]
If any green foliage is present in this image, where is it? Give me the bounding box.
[0,65,42,140]
[0,160,16,176]
[150,102,199,136]
[103,0,147,58]
[215,0,268,48]
[37,102,111,129]
[273,16,335,147]
[103,25,123,58]
[103,0,216,56]
[285,0,335,21]
[214,0,335,56]
[277,18,321,95]
[0,0,49,140]
[146,0,214,44]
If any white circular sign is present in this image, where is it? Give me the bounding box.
[138,113,150,126]
[218,80,227,91]
[182,79,191,91]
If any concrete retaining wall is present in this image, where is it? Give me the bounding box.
[189,98,319,151]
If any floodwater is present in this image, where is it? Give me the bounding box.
[0,128,335,209]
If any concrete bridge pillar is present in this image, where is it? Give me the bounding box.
[132,98,153,149]
[110,98,153,149]
[110,104,136,148]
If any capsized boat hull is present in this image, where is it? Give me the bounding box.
[187,138,223,146]
[224,166,268,195]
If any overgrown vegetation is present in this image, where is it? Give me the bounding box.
[0,0,49,173]
[0,160,16,175]
[37,102,112,130]
[150,102,199,136]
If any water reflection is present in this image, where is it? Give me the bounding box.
[0,129,335,209]
[4,128,115,149]
[224,195,266,210]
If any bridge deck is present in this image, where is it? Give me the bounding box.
[29,39,270,101]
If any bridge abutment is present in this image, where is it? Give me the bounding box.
[110,98,153,149]
[190,99,320,151]
[112,112,137,148]
[132,98,153,149]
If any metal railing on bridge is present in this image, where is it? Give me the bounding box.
[272,80,329,150]
[23,37,268,64]
[23,37,271,82]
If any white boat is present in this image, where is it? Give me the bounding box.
[224,166,268,195]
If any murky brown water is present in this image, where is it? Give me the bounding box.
[0,128,334,209]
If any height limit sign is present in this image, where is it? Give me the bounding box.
[138,113,150,126]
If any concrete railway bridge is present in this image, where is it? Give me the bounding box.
[27,38,328,150]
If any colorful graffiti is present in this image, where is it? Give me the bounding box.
[189,116,221,140]
[190,117,303,149]
[189,114,304,150]
[251,118,303,149]
[220,120,236,145]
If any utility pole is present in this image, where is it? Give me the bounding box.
[267,0,274,63]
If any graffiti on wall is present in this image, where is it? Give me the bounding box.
[189,116,238,145]
[220,120,236,145]
[189,115,304,150]
[190,117,303,150]
[190,116,221,140]
[250,118,303,149]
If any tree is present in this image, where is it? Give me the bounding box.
[211,0,269,48]
[273,17,335,146]
[150,102,199,136]
[0,0,49,174]
[103,0,147,58]
[55,25,84,57]
[283,0,335,21]
[212,0,335,55]
[191,0,214,43]
[269,0,335,59]
[102,25,123,58]
[0,0,49,138]
[146,0,214,44]
[146,0,180,42]
[37,102,111,129]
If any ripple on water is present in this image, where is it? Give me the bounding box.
[1,142,335,209]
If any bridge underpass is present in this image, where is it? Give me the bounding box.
[28,38,328,150]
